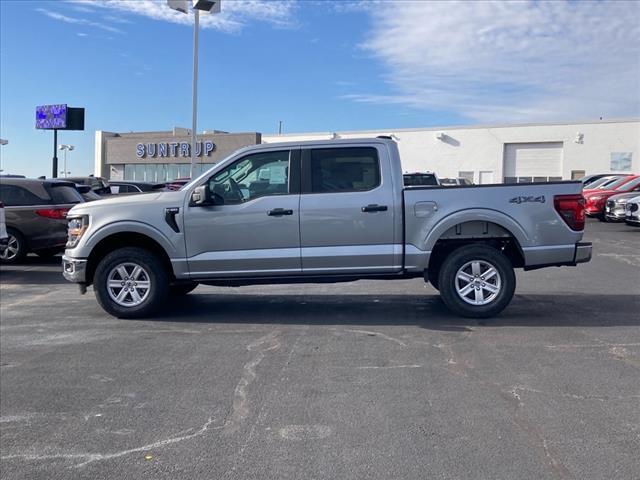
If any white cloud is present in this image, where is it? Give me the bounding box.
[67,0,297,33]
[350,0,640,123]
[35,8,123,33]
[76,32,89,37]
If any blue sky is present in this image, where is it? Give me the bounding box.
[1,0,638,178]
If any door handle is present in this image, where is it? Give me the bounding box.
[361,204,388,213]
[268,208,294,216]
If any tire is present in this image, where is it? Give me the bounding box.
[438,245,515,318]
[427,267,440,291]
[170,282,198,296]
[0,228,27,264]
[93,247,169,318]
[597,213,608,222]
[36,248,62,258]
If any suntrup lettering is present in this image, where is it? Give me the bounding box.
[136,141,216,158]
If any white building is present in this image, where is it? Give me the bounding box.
[262,119,639,184]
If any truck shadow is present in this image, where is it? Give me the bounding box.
[153,293,640,329]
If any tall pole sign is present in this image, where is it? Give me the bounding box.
[35,104,85,178]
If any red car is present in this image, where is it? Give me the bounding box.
[584,175,640,220]
[165,177,191,191]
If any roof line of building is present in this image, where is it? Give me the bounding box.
[265,118,640,137]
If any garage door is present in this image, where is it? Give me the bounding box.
[503,142,563,183]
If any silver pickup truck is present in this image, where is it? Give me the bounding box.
[62,138,591,318]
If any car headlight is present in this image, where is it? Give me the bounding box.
[589,195,604,202]
[67,215,89,248]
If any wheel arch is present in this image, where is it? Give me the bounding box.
[85,232,174,286]
[425,213,527,282]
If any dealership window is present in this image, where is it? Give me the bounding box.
[458,171,474,184]
[118,163,216,182]
[610,152,632,171]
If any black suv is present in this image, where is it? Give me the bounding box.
[0,178,84,263]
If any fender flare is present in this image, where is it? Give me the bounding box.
[83,221,178,258]
[422,209,530,253]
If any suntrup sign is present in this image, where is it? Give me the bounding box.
[136,141,215,158]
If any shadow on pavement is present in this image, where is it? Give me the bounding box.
[149,292,640,330]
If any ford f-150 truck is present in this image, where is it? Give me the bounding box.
[62,138,591,318]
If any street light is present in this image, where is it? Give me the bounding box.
[58,144,74,178]
[167,0,222,179]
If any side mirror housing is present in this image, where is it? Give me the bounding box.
[191,185,212,206]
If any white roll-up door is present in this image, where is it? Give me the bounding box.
[503,142,563,183]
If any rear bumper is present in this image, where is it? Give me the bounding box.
[62,255,87,283]
[523,242,591,270]
[574,242,592,264]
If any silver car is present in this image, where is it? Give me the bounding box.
[604,191,640,222]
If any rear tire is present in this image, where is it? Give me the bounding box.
[438,245,515,318]
[94,247,169,318]
[0,228,27,264]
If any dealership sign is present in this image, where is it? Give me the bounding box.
[136,141,215,158]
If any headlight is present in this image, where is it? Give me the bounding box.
[67,215,89,248]
[589,195,603,202]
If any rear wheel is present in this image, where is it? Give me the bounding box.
[94,247,169,318]
[0,229,27,264]
[438,245,515,318]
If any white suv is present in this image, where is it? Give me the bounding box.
[625,195,640,227]
[0,201,8,255]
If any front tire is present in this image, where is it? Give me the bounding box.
[94,247,169,318]
[438,245,515,318]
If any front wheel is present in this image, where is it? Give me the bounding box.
[438,245,515,318]
[94,247,169,318]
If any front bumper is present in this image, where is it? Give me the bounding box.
[62,255,87,283]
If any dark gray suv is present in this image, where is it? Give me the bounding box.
[0,178,84,263]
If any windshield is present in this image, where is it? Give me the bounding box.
[615,177,640,191]
[602,176,632,190]
[585,177,615,189]
[48,184,84,204]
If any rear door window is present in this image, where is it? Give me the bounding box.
[307,147,380,193]
[48,185,84,204]
[0,184,51,206]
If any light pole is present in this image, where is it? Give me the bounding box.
[167,0,221,179]
[58,144,74,178]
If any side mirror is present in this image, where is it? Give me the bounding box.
[191,185,212,206]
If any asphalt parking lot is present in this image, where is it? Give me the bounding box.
[1,219,638,480]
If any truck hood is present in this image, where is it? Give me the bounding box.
[68,190,184,215]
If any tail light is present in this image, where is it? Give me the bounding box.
[554,194,585,231]
[35,208,69,219]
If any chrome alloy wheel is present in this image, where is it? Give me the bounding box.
[0,234,19,261]
[455,260,502,306]
[106,262,151,307]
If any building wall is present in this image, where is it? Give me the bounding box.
[262,120,639,183]
[95,130,261,180]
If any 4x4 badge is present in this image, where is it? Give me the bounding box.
[509,195,545,204]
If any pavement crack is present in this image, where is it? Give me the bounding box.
[343,329,406,346]
[1,412,224,468]
[222,331,281,435]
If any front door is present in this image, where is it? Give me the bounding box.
[299,146,399,274]
[184,149,301,278]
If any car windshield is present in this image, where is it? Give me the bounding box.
[585,177,616,189]
[615,177,640,191]
[603,176,632,190]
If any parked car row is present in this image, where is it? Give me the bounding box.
[581,174,640,221]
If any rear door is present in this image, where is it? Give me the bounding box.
[299,145,400,274]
